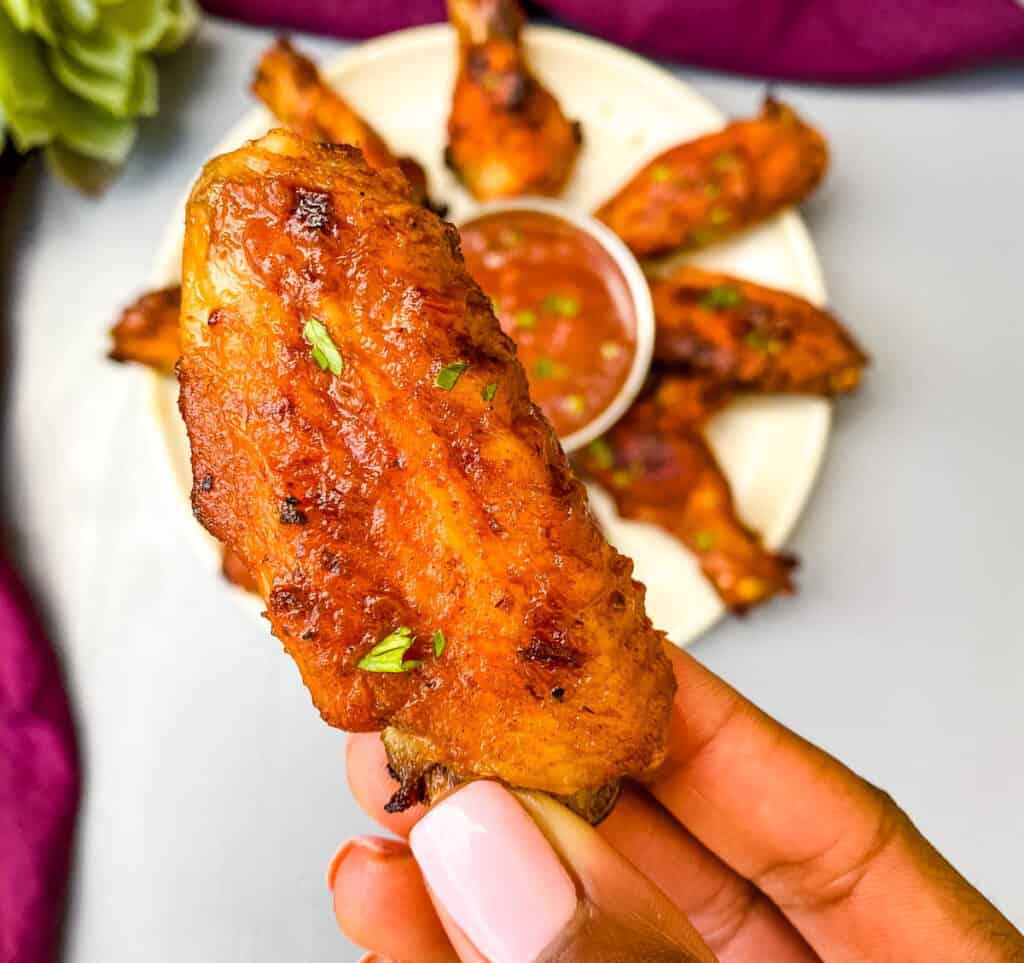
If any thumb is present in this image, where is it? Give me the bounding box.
[409,781,716,963]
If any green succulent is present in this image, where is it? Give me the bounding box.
[0,0,198,187]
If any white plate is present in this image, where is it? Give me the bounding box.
[149,23,829,646]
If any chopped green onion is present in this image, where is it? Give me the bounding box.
[744,331,782,354]
[513,309,537,330]
[709,206,731,226]
[564,394,586,417]
[694,530,716,552]
[692,226,720,247]
[532,357,565,380]
[433,630,446,658]
[541,294,579,317]
[435,361,469,390]
[650,164,672,183]
[586,438,615,471]
[611,468,635,489]
[600,340,623,362]
[712,151,740,172]
[303,318,343,375]
[357,627,421,673]
[481,382,497,402]
[700,285,744,309]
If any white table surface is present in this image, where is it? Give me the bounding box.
[4,17,1022,962]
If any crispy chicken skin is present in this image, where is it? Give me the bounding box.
[652,266,868,395]
[445,0,582,200]
[108,285,181,375]
[596,98,828,260]
[252,37,430,206]
[577,376,795,612]
[177,130,675,817]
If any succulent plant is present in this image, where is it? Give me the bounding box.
[0,0,198,187]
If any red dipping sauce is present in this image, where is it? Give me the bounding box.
[460,209,637,439]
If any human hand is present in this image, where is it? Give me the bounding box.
[328,644,1024,962]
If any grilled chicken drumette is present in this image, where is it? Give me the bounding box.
[445,0,582,199]
[176,130,675,819]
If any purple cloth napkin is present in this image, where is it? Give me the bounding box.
[0,556,79,963]
[202,0,1024,82]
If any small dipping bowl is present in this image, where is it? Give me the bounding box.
[458,197,654,454]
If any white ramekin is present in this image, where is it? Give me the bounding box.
[458,197,654,454]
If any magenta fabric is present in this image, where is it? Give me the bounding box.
[201,0,1024,82]
[0,557,79,963]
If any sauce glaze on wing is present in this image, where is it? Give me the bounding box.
[178,130,674,818]
[252,37,431,207]
[596,97,828,260]
[108,285,182,375]
[445,0,582,199]
[651,266,868,395]
[577,375,796,612]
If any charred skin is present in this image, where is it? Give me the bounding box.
[446,0,582,200]
[177,130,675,818]
[252,37,431,207]
[596,98,828,260]
[108,285,182,375]
[651,266,868,395]
[577,376,796,612]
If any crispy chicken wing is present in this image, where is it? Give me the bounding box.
[577,376,795,612]
[652,266,868,395]
[596,98,828,260]
[177,130,674,820]
[252,37,431,206]
[108,285,181,375]
[445,0,582,200]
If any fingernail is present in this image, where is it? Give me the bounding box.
[410,781,577,963]
[326,835,408,891]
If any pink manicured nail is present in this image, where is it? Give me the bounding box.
[410,781,577,963]
[326,835,408,891]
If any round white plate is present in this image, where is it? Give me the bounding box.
[149,23,829,646]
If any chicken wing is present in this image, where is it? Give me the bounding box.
[108,285,181,375]
[652,266,867,395]
[576,375,795,612]
[596,97,828,260]
[177,129,674,820]
[252,37,431,207]
[445,0,582,200]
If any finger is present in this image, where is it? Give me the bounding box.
[349,732,815,960]
[602,787,819,962]
[652,645,1024,961]
[346,732,424,837]
[410,780,716,963]
[329,834,457,962]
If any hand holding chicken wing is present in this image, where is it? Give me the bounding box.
[177,129,674,820]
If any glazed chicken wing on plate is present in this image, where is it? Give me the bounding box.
[108,285,182,375]
[577,375,796,612]
[177,129,674,820]
[651,265,868,395]
[252,36,431,206]
[446,0,582,199]
[596,97,828,260]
